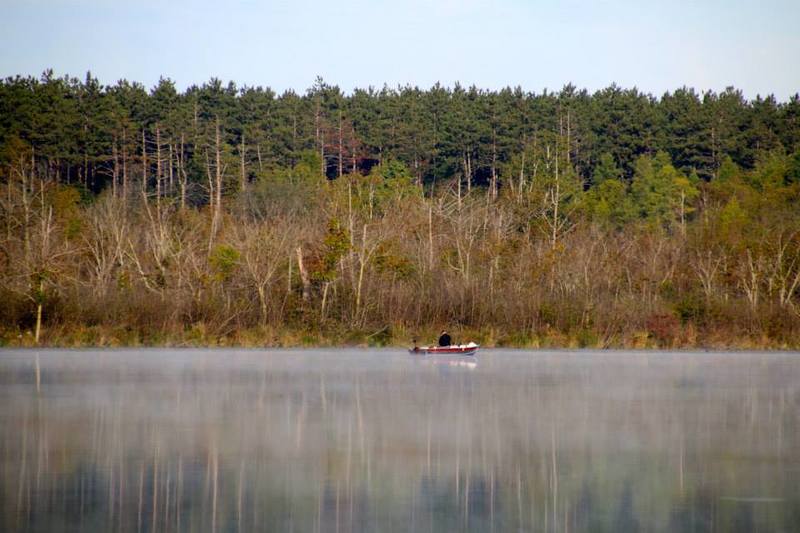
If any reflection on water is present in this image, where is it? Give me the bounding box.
[1,349,799,532]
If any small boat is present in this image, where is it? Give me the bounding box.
[409,342,479,357]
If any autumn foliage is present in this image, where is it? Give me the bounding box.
[1,74,799,347]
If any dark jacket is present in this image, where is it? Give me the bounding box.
[438,333,451,347]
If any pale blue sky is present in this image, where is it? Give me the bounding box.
[1,0,798,98]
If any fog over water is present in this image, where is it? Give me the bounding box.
[1,349,799,532]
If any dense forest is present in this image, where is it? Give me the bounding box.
[1,71,800,347]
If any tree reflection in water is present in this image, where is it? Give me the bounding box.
[0,348,799,532]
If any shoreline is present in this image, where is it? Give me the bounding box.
[3,324,798,351]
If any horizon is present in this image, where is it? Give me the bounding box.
[2,0,799,100]
[6,69,800,103]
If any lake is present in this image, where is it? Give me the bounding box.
[1,348,799,532]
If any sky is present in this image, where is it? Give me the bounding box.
[1,0,798,99]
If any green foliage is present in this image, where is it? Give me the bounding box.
[631,152,672,224]
[1,74,798,205]
[0,133,31,166]
[313,219,350,283]
[367,326,392,347]
[366,159,418,207]
[64,217,83,241]
[519,133,584,240]
[789,150,800,185]
[672,172,700,221]
[592,153,622,185]
[291,150,325,186]
[2,75,800,348]
[586,176,635,228]
[374,242,415,280]
[673,293,708,324]
[717,155,740,182]
[575,328,599,348]
[30,270,49,304]
[248,150,324,218]
[748,151,788,191]
[50,185,82,214]
[46,185,86,239]
[719,197,748,242]
[209,244,240,282]
[631,151,698,228]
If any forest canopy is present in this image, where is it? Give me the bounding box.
[1,71,800,347]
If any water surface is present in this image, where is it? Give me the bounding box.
[1,348,799,532]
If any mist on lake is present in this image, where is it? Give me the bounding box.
[1,349,799,532]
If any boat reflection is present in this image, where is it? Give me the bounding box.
[2,348,799,533]
[412,354,478,370]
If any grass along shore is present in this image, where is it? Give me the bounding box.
[3,322,798,350]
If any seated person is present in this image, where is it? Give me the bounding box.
[438,330,451,347]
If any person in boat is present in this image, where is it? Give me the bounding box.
[438,330,451,347]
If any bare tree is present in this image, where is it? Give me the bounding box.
[236,221,289,325]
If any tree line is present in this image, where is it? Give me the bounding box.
[1,71,800,347]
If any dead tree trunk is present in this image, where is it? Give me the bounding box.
[338,110,344,178]
[155,124,162,209]
[168,141,174,196]
[178,135,187,211]
[240,133,246,193]
[491,127,498,200]
[295,246,311,302]
[122,127,128,200]
[141,129,147,196]
[211,117,223,237]
[112,136,119,198]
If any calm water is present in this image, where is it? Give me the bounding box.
[1,349,799,532]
